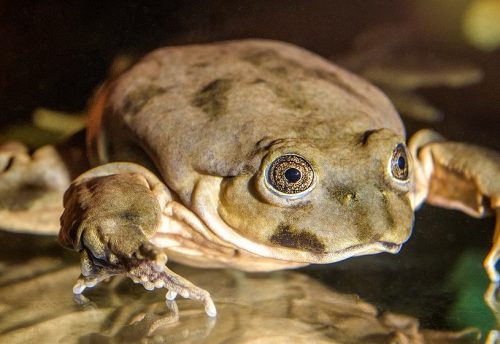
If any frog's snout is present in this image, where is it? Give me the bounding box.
[325,182,414,249]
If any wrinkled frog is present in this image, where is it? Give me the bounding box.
[1,40,499,317]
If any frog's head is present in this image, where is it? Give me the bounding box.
[192,128,414,264]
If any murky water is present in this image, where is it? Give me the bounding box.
[0,231,485,343]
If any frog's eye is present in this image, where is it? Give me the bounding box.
[390,144,409,181]
[266,154,315,197]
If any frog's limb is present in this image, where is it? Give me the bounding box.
[409,129,500,281]
[0,131,88,234]
[60,162,216,317]
[484,283,500,344]
[0,141,71,234]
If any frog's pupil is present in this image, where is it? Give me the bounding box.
[284,168,301,183]
[397,156,406,169]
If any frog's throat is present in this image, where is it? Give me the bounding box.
[191,176,403,264]
[152,195,308,271]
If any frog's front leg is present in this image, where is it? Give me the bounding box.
[59,162,216,317]
[409,129,500,281]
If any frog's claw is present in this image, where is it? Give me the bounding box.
[127,260,216,317]
[409,129,500,281]
[60,162,216,317]
[71,250,216,317]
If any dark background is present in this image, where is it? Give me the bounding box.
[0,0,499,149]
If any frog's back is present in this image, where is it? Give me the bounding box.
[90,39,403,200]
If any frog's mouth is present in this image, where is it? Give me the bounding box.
[336,241,402,258]
[192,177,407,265]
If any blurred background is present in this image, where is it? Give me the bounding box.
[0,0,499,341]
[0,0,499,148]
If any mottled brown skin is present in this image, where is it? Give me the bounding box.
[59,173,162,266]
[89,40,412,263]
[1,40,499,316]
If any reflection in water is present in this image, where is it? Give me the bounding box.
[0,248,480,343]
[485,283,500,344]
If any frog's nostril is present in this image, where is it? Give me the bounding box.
[327,185,358,205]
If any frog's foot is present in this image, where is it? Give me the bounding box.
[60,162,216,317]
[126,260,216,317]
[72,247,216,317]
[71,249,123,294]
[73,273,113,295]
[409,129,500,281]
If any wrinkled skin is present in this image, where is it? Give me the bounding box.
[0,40,499,316]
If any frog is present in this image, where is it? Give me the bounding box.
[0,39,499,317]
